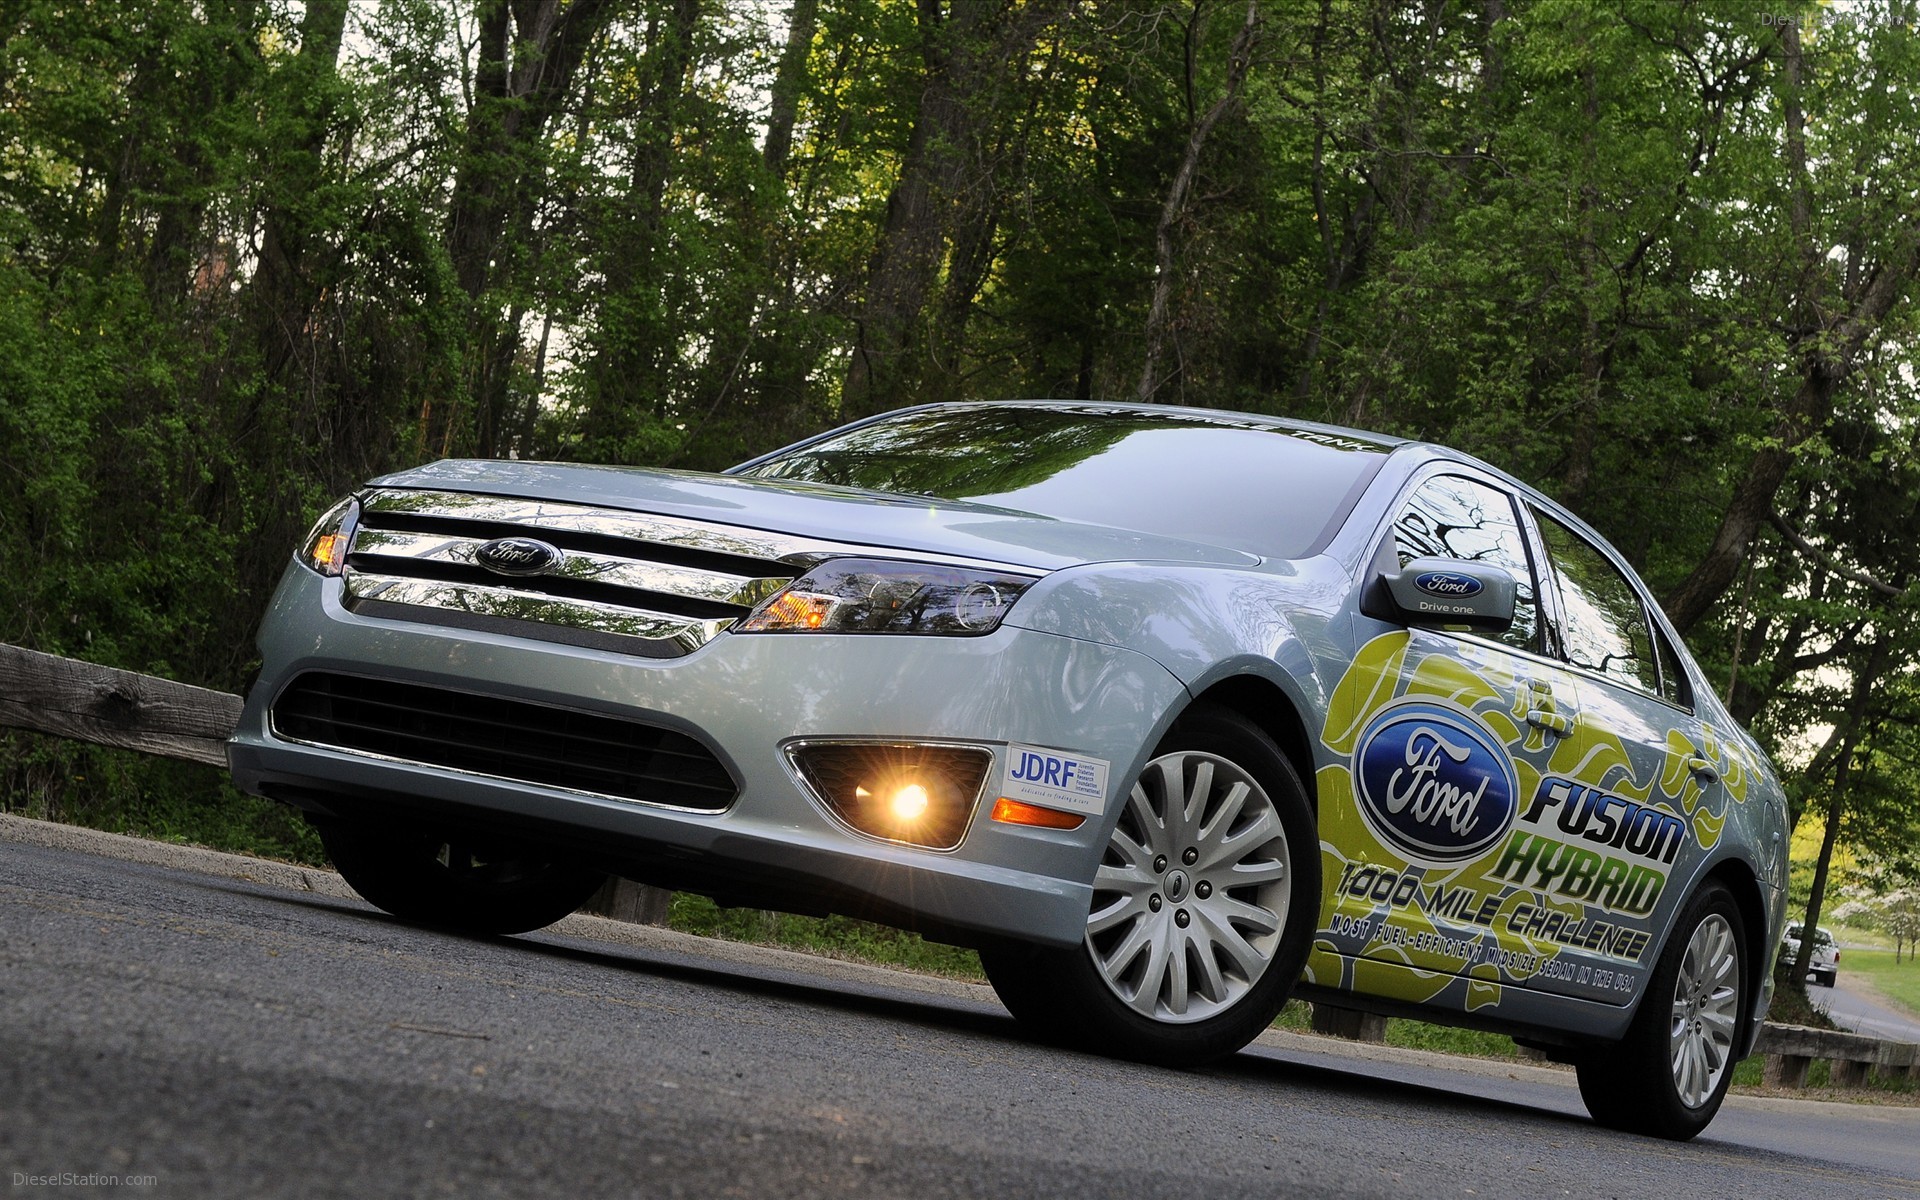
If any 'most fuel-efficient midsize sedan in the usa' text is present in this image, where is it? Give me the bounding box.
[229,401,1789,1140]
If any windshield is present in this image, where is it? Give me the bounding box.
[737,404,1389,560]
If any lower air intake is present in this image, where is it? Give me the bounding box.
[272,673,736,811]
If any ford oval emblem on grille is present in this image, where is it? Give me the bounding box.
[474,537,564,577]
[1414,571,1483,598]
[1353,701,1516,863]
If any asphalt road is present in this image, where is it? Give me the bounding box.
[1816,976,1920,1044]
[3,820,1917,1200]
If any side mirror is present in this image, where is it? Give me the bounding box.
[1369,556,1517,633]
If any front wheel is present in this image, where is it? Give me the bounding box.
[1576,881,1747,1140]
[315,819,607,936]
[982,705,1318,1066]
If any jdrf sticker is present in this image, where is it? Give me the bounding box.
[1001,744,1111,816]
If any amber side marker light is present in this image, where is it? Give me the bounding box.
[990,797,1085,830]
[311,532,348,573]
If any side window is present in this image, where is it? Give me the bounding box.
[1534,511,1660,695]
[1391,474,1540,654]
[1652,622,1691,707]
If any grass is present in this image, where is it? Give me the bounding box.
[665,893,988,980]
[1270,998,1523,1058]
[1384,1018,1521,1058]
[1836,948,1920,1016]
[2,732,327,865]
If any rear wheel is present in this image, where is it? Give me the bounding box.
[315,819,607,936]
[1576,881,1746,1140]
[982,705,1317,1066]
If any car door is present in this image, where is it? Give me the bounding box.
[1510,505,1726,1007]
[1314,470,1594,1014]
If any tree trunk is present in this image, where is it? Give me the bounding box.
[1662,20,1920,635]
[1790,640,1887,979]
[842,0,1061,418]
[841,0,989,417]
[435,0,614,458]
[1791,784,1842,984]
[252,0,351,390]
[576,0,703,458]
[762,0,819,179]
[1135,0,1260,404]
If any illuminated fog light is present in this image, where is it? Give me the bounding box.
[786,742,992,850]
[889,784,931,822]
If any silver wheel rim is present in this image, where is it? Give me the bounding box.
[1086,750,1292,1024]
[1669,912,1740,1109]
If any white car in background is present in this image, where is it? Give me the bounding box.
[1781,923,1839,987]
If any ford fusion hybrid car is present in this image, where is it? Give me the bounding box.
[229,401,1788,1140]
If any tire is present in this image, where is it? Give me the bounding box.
[1576,881,1747,1140]
[315,819,607,936]
[1816,970,1836,988]
[981,704,1318,1067]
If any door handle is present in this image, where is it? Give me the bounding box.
[1686,756,1720,785]
[1525,709,1574,738]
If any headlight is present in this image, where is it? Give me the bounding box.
[737,558,1035,635]
[298,497,359,577]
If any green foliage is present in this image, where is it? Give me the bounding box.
[0,731,325,865]
[666,893,986,979]
[1270,1001,1523,1060]
[1382,1019,1521,1060]
[4,0,1920,908]
[1765,976,1840,1030]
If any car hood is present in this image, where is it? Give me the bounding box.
[368,459,1261,572]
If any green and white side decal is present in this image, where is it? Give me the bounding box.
[1308,631,1757,1013]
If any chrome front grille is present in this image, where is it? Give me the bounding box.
[343,490,801,657]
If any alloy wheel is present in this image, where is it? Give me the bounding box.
[1086,750,1292,1023]
[1668,912,1740,1108]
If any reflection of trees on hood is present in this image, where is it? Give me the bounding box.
[751,406,1377,506]
[750,409,1143,501]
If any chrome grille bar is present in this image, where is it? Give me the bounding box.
[342,489,804,657]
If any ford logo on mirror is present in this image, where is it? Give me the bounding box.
[1353,701,1516,863]
[474,537,564,577]
[1413,571,1482,598]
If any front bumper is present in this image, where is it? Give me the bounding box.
[228,564,1188,949]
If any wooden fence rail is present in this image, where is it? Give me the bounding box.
[0,642,241,768]
[1757,1022,1920,1088]
[0,643,667,924]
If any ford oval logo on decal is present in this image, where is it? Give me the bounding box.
[474,537,564,577]
[1353,701,1516,863]
[1414,571,1482,598]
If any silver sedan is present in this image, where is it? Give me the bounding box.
[229,401,1789,1140]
